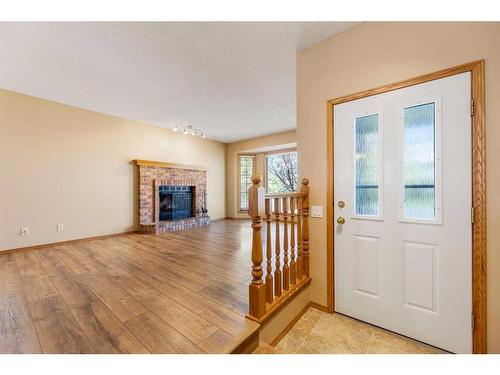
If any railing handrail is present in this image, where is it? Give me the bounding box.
[246,175,311,323]
[264,191,307,199]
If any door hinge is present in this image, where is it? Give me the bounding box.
[471,206,475,224]
[471,313,475,331]
[471,98,475,117]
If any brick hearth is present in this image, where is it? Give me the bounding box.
[133,160,210,234]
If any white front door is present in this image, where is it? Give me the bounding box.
[333,72,472,353]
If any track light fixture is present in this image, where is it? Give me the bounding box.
[173,125,205,139]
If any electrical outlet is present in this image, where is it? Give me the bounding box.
[57,224,64,231]
[20,226,30,236]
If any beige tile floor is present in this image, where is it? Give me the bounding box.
[273,307,447,354]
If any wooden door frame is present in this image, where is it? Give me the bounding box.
[326,60,486,353]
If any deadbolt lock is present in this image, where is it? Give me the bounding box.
[338,201,345,208]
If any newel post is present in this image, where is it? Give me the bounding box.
[248,175,266,319]
[300,178,310,277]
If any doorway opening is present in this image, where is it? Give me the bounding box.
[326,60,486,353]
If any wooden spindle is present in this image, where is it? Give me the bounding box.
[282,196,290,291]
[297,196,303,280]
[248,175,266,318]
[274,197,282,298]
[265,198,273,303]
[300,178,310,277]
[290,197,296,285]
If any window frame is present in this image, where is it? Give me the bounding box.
[238,154,256,212]
[264,149,298,194]
[350,109,384,222]
[398,96,443,225]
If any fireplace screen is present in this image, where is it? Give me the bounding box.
[159,186,194,221]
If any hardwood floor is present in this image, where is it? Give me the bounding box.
[0,220,260,354]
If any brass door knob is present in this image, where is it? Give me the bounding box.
[337,216,345,225]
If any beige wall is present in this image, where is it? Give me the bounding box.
[226,130,296,218]
[260,285,310,344]
[0,90,227,250]
[297,22,500,353]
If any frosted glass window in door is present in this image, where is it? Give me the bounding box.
[355,114,380,216]
[403,103,436,219]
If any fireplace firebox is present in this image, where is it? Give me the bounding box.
[159,185,194,221]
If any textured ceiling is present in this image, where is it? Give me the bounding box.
[0,22,360,142]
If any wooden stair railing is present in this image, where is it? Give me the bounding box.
[247,175,312,323]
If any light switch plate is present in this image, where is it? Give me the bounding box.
[311,205,323,218]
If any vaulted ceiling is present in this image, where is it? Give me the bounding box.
[0,22,360,142]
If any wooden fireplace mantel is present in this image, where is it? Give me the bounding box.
[132,159,207,171]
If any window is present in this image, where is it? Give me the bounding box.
[239,155,255,211]
[266,151,298,193]
[354,114,381,216]
[403,102,436,220]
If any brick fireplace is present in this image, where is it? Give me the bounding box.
[133,159,210,234]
